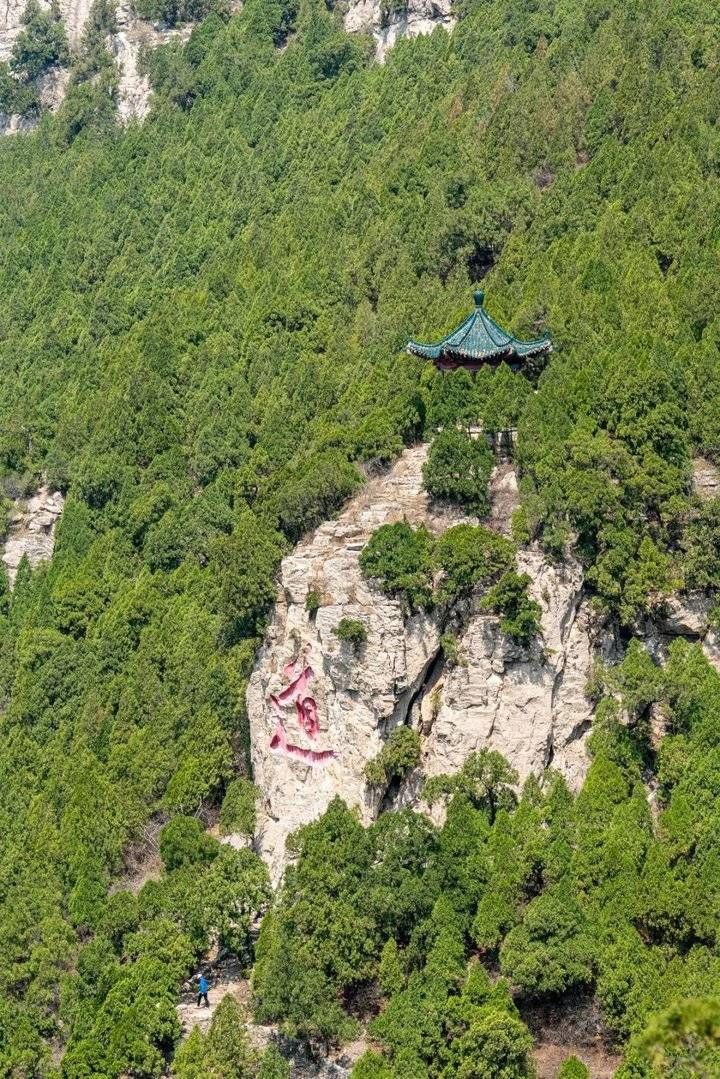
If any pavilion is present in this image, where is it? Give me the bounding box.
[406,290,552,373]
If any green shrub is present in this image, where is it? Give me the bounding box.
[0,61,39,114]
[511,506,531,545]
[10,0,69,81]
[433,523,514,602]
[558,1057,590,1079]
[423,750,518,819]
[360,522,434,612]
[481,571,541,644]
[680,498,720,592]
[499,888,594,996]
[305,590,320,616]
[334,617,367,647]
[440,630,462,667]
[364,727,421,788]
[423,429,494,515]
[159,816,219,871]
[219,778,259,837]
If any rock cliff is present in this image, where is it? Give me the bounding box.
[2,0,455,134]
[1,0,197,133]
[342,0,454,61]
[247,445,606,884]
[0,0,25,62]
[111,0,194,122]
[413,550,602,804]
[2,486,64,586]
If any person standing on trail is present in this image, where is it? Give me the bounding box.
[197,973,210,1008]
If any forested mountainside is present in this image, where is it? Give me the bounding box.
[1,0,720,1074]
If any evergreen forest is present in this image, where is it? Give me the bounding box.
[1,0,720,1074]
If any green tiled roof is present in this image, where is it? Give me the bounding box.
[406,290,552,364]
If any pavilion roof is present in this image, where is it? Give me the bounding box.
[406,290,552,365]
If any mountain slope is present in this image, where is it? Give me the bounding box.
[0,0,720,1073]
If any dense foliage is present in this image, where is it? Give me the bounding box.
[364,726,421,788]
[361,520,541,641]
[422,428,494,515]
[257,645,720,1076]
[0,0,720,1071]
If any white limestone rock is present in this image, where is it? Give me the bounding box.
[57,0,93,47]
[1,0,85,135]
[692,456,720,501]
[248,445,464,884]
[658,593,711,638]
[110,1,194,123]
[0,0,27,62]
[2,486,64,586]
[343,0,455,61]
[247,446,604,884]
[489,461,519,536]
[419,550,594,794]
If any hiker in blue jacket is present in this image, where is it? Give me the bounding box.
[197,973,210,1008]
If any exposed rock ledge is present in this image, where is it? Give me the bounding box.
[1,0,200,133]
[2,486,64,586]
[343,0,455,62]
[693,456,720,501]
[247,445,607,885]
[2,0,450,133]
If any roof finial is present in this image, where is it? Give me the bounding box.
[473,288,485,307]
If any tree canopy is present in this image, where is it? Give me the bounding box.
[1,0,720,1071]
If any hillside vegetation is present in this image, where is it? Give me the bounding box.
[1,0,720,1073]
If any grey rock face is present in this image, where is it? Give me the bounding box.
[642,592,720,674]
[110,0,195,122]
[1,0,221,134]
[418,551,596,798]
[248,446,468,884]
[343,0,455,61]
[247,446,604,884]
[0,0,26,62]
[692,456,720,501]
[2,486,64,586]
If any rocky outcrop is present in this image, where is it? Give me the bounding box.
[0,0,91,59]
[110,0,194,122]
[2,486,64,586]
[3,0,450,133]
[247,443,720,884]
[641,591,720,673]
[343,0,455,61]
[693,456,720,501]
[1,0,198,133]
[177,958,363,1076]
[247,446,606,884]
[58,0,93,47]
[248,446,469,883]
[0,0,26,62]
[415,552,596,797]
[1,0,82,135]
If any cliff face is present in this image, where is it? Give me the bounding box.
[343,0,455,61]
[2,486,64,586]
[247,446,606,884]
[247,446,467,883]
[111,0,194,122]
[0,0,26,62]
[2,0,454,134]
[0,0,197,133]
[414,551,604,802]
